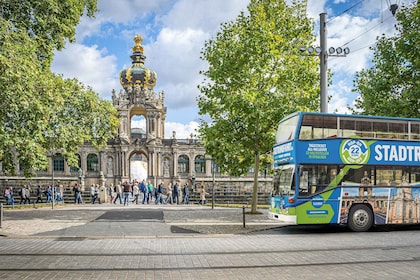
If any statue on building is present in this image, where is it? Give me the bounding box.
[163,158,170,177]
[107,157,113,176]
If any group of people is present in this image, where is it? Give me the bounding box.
[2,184,64,206]
[108,180,209,206]
[2,181,210,207]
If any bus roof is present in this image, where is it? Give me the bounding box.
[280,111,420,123]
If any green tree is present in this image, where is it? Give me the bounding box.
[198,0,319,213]
[352,3,419,117]
[1,0,97,67]
[0,0,119,177]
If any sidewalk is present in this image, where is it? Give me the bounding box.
[0,203,282,237]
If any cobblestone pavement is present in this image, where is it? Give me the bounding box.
[0,203,280,236]
[0,204,419,279]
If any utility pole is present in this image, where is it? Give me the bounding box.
[320,13,328,113]
[300,13,349,113]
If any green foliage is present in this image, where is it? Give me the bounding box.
[0,0,119,177]
[352,3,419,118]
[198,0,319,212]
[0,0,97,67]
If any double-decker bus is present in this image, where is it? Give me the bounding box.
[269,111,420,231]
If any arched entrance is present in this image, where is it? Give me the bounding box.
[130,153,148,182]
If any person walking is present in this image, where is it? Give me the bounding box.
[3,186,11,205]
[24,185,31,204]
[45,186,53,204]
[35,185,43,204]
[181,183,189,205]
[108,183,115,204]
[73,183,83,204]
[199,184,208,205]
[122,181,132,206]
[19,185,26,205]
[113,183,122,204]
[7,187,15,206]
[165,182,173,204]
[57,184,64,203]
[72,183,78,204]
[93,185,101,204]
[155,182,164,204]
[140,180,148,204]
[172,182,180,205]
[90,184,96,204]
[132,182,140,204]
[147,181,154,203]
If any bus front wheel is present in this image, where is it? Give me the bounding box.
[348,204,373,232]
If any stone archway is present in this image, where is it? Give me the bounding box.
[130,152,148,182]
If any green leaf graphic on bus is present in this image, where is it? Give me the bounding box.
[340,139,370,164]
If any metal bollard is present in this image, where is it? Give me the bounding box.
[0,203,3,228]
[242,206,246,228]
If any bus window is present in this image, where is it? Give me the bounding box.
[356,120,373,138]
[298,165,336,196]
[342,166,373,187]
[373,121,389,139]
[411,167,420,186]
[410,122,420,140]
[272,164,295,196]
[389,121,408,139]
[299,115,337,139]
[340,118,355,137]
[276,115,299,144]
[375,166,412,186]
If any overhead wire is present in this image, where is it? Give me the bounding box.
[341,13,395,47]
[327,0,365,23]
[327,0,400,62]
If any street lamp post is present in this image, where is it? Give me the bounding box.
[51,155,55,210]
[211,160,215,210]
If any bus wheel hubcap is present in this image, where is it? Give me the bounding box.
[353,209,369,226]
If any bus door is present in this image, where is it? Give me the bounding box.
[269,164,296,217]
[295,165,342,225]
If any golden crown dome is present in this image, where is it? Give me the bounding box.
[119,34,157,89]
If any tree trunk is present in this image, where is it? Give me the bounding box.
[251,151,260,213]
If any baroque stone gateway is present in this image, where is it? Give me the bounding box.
[0,35,271,205]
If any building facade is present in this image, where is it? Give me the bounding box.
[1,35,272,205]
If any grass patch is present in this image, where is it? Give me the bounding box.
[210,203,269,209]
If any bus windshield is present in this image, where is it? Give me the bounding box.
[275,115,299,144]
[272,164,295,196]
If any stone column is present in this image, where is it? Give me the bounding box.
[99,171,107,203]
[205,159,212,177]
[189,154,195,176]
[172,152,178,178]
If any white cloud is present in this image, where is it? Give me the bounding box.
[329,79,354,114]
[160,0,248,32]
[307,0,328,20]
[165,121,199,139]
[131,116,198,139]
[131,117,146,129]
[51,44,119,99]
[147,27,208,84]
[51,0,415,129]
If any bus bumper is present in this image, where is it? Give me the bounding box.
[268,211,296,224]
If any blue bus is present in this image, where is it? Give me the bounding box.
[269,111,420,231]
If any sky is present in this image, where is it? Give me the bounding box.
[51,0,413,139]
